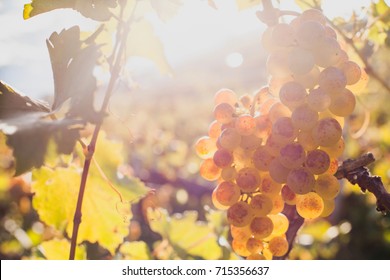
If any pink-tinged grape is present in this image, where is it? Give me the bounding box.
[329,88,356,117]
[266,51,291,77]
[300,9,327,25]
[227,201,254,227]
[307,87,331,112]
[246,237,264,254]
[296,192,324,219]
[271,23,295,47]
[297,130,319,151]
[240,94,253,109]
[212,189,229,210]
[269,76,294,97]
[236,114,256,136]
[325,158,339,175]
[260,173,282,197]
[213,148,233,168]
[246,254,266,260]
[318,66,347,95]
[240,135,262,151]
[279,81,307,110]
[231,225,252,241]
[269,213,289,236]
[272,117,298,144]
[288,47,315,75]
[320,199,335,217]
[269,158,290,184]
[200,158,221,181]
[232,238,251,257]
[253,146,275,171]
[293,66,320,89]
[314,37,342,68]
[250,216,274,239]
[219,128,241,150]
[279,142,306,169]
[324,26,337,39]
[336,49,349,66]
[215,181,241,206]
[347,66,369,93]
[270,194,285,214]
[254,115,272,139]
[236,167,262,193]
[253,87,270,106]
[312,117,342,147]
[321,137,344,158]
[305,149,330,175]
[233,147,254,170]
[221,166,238,181]
[208,120,222,139]
[296,20,325,49]
[214,103,235,124]
[268,236,289,257]
[265,134,284,157]
[286,168,315,195]
[268,102,291,123]
[195,136,217,159]
[281,184,297,205]
[291,104,319,131]
[259,98,278,115]
[214,88,238,107]
[250,194,273,216]
[340,61,361,85]
[315,173,340,200]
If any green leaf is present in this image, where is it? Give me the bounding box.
[119,241,152,260]
[149,209,222,259]
[235,0,261,10]
[127,18,172,75]
[294,0,322,10]
[39,238,86,260]
[24,0,118,21]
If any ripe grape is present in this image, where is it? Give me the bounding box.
[286,167,315,195]
[269,158,291,184]
[236,167,262,192]
[321,137,344,158]
[254,115,272,139]
[227,201,254,227]
[200,158,221,181]
[300,9,327,25]
[253,146,275,171]
[268,236,289,257]
[318,66,347,95]
[221,166,238,181]
[214,88,238,107]
[297,130,319,151]
[269,213,289,236]
[279,142,306,169]
[213,148,233,168]
[246,237,264,254]
[296,20,326,49]
[250,194,273,216]
[270,194,285,214]
[279,81,307,110]
[215,181,241,206]
[214,103,235,124]
[268,102,291,123]
[320,199,335,217]
[315,173,340,199]
[307,87,331,112]
[260,173,282,197]
[312,117,342,147]
[340,61,361,85]
[291,104,319,131]
[208,120,222,138]
[231,225,252,241]
[329,88,356,117]
[232,238,251,257]
[195,136,217,159]
[219,128,241,150]
[288,47,315,75]
[236,114,256,136]
[250,216,274,239]
[296,192,324,219]
[281,184,297,205]
[272,117,298,143]
[305,149,330,175]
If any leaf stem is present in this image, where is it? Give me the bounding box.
[68,1,138,260]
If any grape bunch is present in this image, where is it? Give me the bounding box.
[196,9,363,260]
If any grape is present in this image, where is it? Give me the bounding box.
[297,130,319,151]
[236,167,262,192]
[318,66,347,95]
[254,115,272,139]
[195,136,217,159]
[281,184,297,205]
[296,20,325,49]
[269,213,289,236]
[232,238,251,257]
[208,120,222,139]
[268,236,289,257]
[214,88,238,107]
[296,192,324,219]
[291,104,319,131]
[253,146,275,171]
[214,103,235,124]
[260,173,282,197]
[312,117,342,147]
[325,158,339,175]
[307,87,331,112]
[279,81,307,110]
[314,173,340,199]
[314,37,342,68]
[240,94,253,109]
[219,128,241,150]
[340,61,361,85]
[221,166,238,181]
[321,137,344,158]
[286,167,315,195]
[212,189,229,210]
[200,158,221,181]
[250,216,274,239]
[246,237,264,254]
[259,97,278,115]
[262,248,274,260]
[324,26,337,39]
[246,254,266,260]
[233,147,255,170]
[215,181,241,206]
[279,142,306,169]
[270,194,285,214]
[236,114,256,136]
[320,199,335,217]
[293,66,320,89]
[272,117,298,144]
[268,102,291,123]
[269,158,291,184]
[329,88,356,117]
[227,201,253,227]
[267,51,291,77]
[305,149,330,175]
[300,9,327,25]
[231,225,252,241]
[288,47,315,75]
[265,134,284,156]
[213,148,233,168]
[250,194,273,216]
[269,76,294,97]
[271,23,295,47]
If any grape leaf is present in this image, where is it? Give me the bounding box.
[149,209,222,259]
[119,241,152,260]
[235,0,261,10]
[39,238,86,260]
[24,0,118,21]
[127,18,172,74]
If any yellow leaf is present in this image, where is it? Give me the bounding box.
[236,0,261,10]
[39,238,86,260]
[119,241,152,259]
[127,18,172,74]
